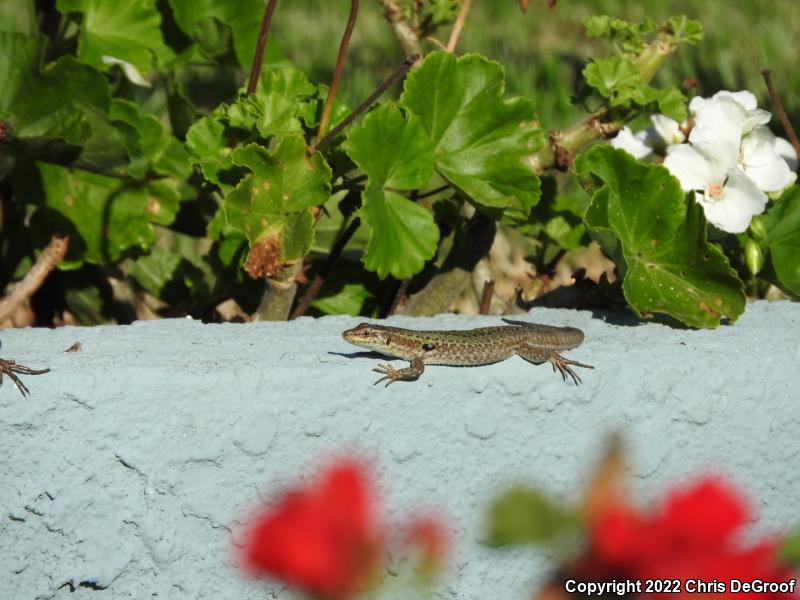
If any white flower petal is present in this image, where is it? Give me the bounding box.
[740,126,796,191]
[741,108,772,136]
[101,55,151,88]
[773,136,799,171]
[664,144,715,191]
[689,96,747,152]
[691,139,739,179]
[713,90,758,111]
[610,126,652,159]
[698,168,767,233]
[650,114,685,145]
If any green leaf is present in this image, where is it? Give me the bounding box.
[484,485,580,547]
[344,103,434,189]
[32,164,182,267]
[761,186,800,296]
[359,186,439,280]
[129,247,182,297]
[780,529,800,567]
[583,57,642,105]
[299,84,351,131]
[185,116,236,190]
[56,0,174,78]
[129,231,214,304]
[584,16,655,53]
[667,16,704,44]
[223,67,316,138]
[0,0,37,35]
[343,103,438,279]
[168,0,282,68]
[109,99,191,178]
[400,52,543,221]
[650,86,687,123]
[575,145,745,328]
[223,136,331,275]
[0,31,44,117]
[0,41,136,172]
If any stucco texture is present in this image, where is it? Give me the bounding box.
[1,300,798,599]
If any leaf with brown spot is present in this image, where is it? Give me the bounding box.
[223,135,331,272]
[576,145,745,328]
[244,233,282,279]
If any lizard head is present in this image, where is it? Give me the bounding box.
[342,322,393,351]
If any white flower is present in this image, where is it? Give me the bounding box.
[610,116,685,159]
[664,142,767,233]
[610,126,652,159]
[739,125,797,192]
[649,114,685,146]
[688,93,769,170]
[101,55,151,88]
[773,135,798,172]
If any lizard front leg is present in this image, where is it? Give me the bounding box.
[372,356,425,387]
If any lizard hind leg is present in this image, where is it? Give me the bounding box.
[516,345,594,386]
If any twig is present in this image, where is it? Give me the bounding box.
[0,234,69,323]
[379,0,422,56]
[446,0,472,53]
[317,0,359,142]
[478,279,495,315]
[290,218,361,319]
[762,69,800,162]
[313,54,420,153]
[246,0,280,95]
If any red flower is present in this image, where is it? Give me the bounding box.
[585,476,796,598]
[239,459,381,600]
[406,515,448,580]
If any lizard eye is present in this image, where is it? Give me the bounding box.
[422,343,435,351]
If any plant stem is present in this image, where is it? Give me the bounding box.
[414,184,450,200]
[382,279,410,317]
[403,212,496,316]
[314,54,420,153]
[290,217,361,319]
[446,0,472,53]
[478,278,495,314]
[317,0,359,142]
[527,30,679,174]
[247,0,280,95]
[762,69,800,162]
[379,0,422,56]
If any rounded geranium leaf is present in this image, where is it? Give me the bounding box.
[576,145,745,328]
[56,0,174,79]
[761,186,800,297]
[343,103,434,190]
[222,137,331,274]
[359,187,439,280]
[32,165,182,267]
[400,51,543,219]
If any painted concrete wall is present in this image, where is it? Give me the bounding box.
[1,301,798,599]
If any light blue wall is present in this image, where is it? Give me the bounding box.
[1,301,798,598]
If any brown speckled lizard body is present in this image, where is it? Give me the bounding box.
[342,318,593,386]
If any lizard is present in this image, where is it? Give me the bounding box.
[342,318,593,386]
[0,358,50,397]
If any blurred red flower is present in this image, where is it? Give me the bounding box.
[406,515,448,580]
[584,476,796,598]
[239,459,381,600]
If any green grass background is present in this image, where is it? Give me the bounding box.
[270,0,800,135]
